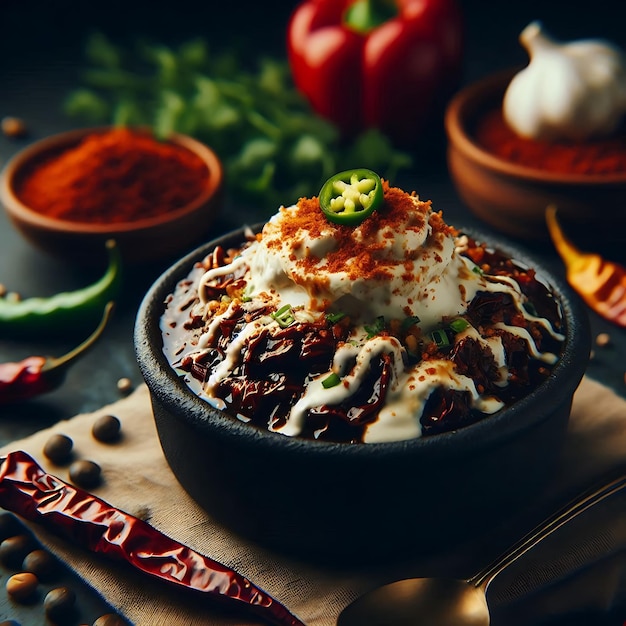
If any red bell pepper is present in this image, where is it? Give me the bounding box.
[287,0,464,145]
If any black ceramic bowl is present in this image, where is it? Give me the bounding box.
[134,225,590,565]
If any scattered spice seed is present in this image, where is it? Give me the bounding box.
[44,586,77,620]
[69,459,102,489]
[43,434,74,465]
[116,377,132,394]
[0,535,33,568]
[92,414,121,442]
[595,332,611,347]
[6,572,38,602]
[22,548,58,582]
[1,116,27,138]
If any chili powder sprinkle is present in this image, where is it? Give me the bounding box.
[272,181,455,286]
[16,128,210,224]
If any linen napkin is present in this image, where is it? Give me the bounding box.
[1,375,626,626]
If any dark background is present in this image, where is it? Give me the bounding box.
[1,0,625,438]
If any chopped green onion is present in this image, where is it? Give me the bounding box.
[326,312,346,324]
[322,373,341,389]
[431,329,450,347]
[364,315,385,338]
[472,265,484,275]
[401,315,421,332]
[271,303,295,328]
[449,318,469,333]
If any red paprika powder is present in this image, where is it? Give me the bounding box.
[475,107,626,176]
[16,128,210,224]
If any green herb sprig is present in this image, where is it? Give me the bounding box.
[64,34,412,215]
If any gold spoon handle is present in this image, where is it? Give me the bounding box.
[469,473,626,590]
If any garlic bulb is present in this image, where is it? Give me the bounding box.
[503,21,626,141]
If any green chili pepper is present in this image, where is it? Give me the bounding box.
[319,168,383,226]
[0,239,122,337]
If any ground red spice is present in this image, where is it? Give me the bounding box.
[271,181,456,285]
[475,107,626,175]
[17,128,210,223]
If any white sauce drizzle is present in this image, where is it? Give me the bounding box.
[456,325,508,386]
[493,323,559,364]
[275,337,406,437]
[198,254,248,304]
[364,359,505,443]
[176,203,566,443]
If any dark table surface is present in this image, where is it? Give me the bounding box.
[0,3,625,451]
[1,2,626,625]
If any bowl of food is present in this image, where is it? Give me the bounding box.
[445,22,626,244]
[135,169,590,564]
[0,126,224,265]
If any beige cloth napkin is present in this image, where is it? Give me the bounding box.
[1,375,626,626]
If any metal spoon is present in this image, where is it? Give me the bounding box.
[338,474,626,626]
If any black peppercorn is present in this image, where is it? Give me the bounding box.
[44,586,77,621]
[23,548,58,582]
[0,534,33,568]
[43,433,74,465]
[69,459,102,488]
[92,414,121,443]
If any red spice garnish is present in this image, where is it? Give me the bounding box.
[17,128,210,223]
[276,181,447,286]
[475,107,626,175]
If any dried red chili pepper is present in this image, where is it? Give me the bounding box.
[546,206,626,327]
[0,302,114,404]
[0,450,305,626]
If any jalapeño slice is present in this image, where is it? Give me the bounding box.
[319,168,383,226]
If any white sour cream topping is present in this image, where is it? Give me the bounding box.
[186,192,564,442]
[199,197,489,330]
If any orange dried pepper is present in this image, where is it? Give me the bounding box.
[546,205,626,326]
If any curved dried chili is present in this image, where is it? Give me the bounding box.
[546,206,626,327]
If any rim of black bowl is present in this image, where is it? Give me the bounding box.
[134,223,590,462]
[445,67,626,186]
[0,126,223,234]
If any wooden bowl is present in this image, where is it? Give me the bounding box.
[0,127,224,265]
[444,69,626,244]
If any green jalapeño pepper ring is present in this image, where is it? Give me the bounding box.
[0,239,121,338]
[319,168,383,225]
